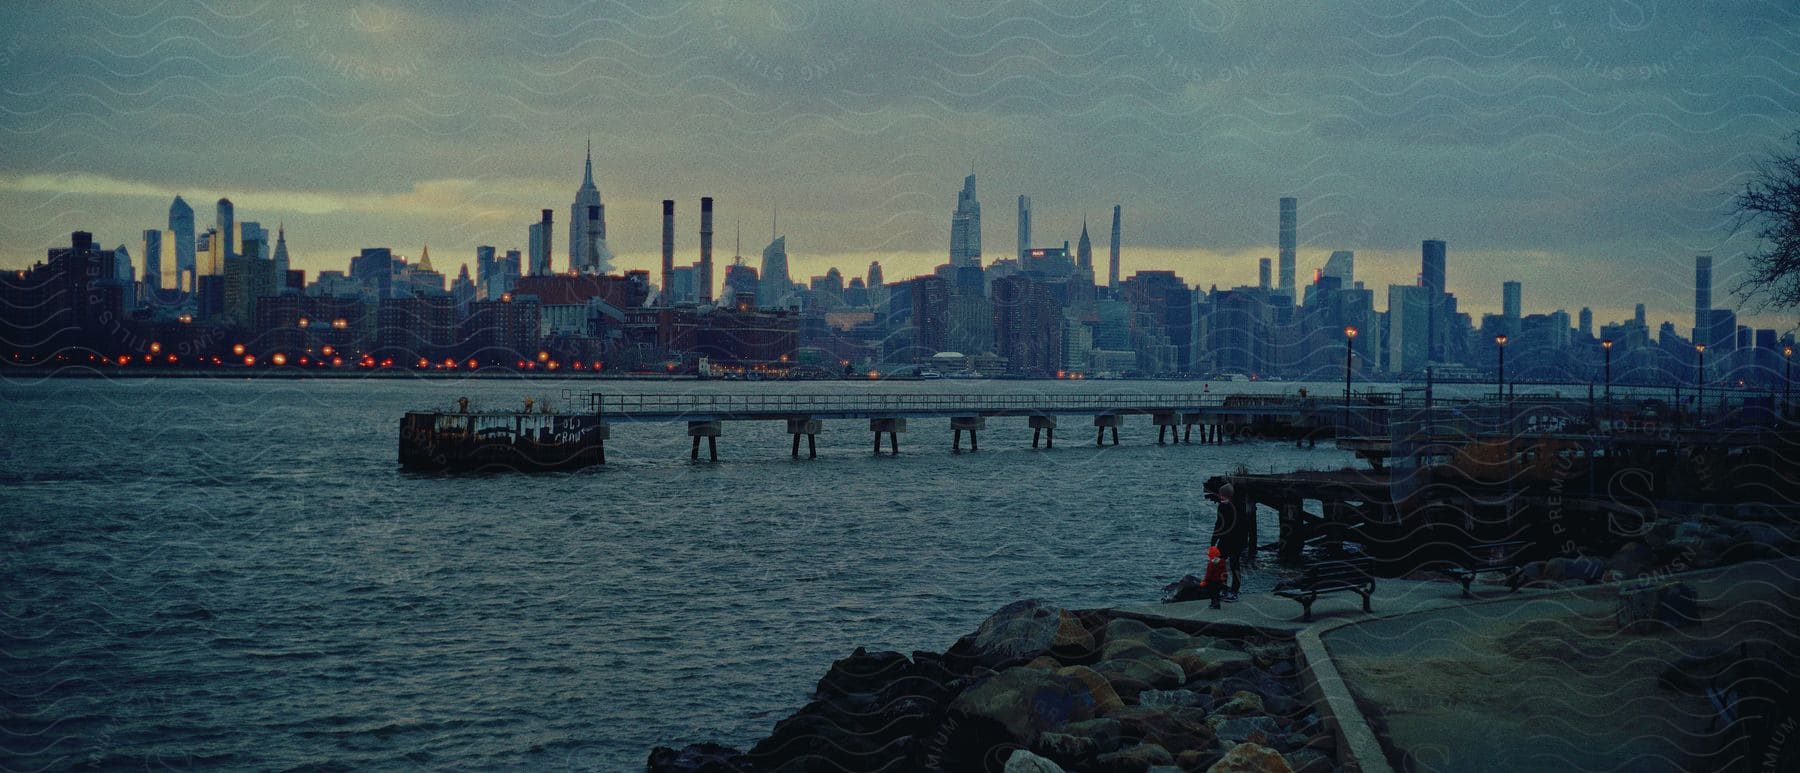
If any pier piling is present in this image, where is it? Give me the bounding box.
[786,418,822,459]
[1094,414,1124,446]
[950,417,985,453]
[1029,415,1057,449]
[869,418,906,456]
[688,420,722,461]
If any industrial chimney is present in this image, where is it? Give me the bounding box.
[699,197,714,304]
[661,199,675,303]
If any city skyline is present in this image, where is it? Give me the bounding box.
[1,3,1795,331]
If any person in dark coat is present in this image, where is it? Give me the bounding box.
[1209,483,1247,600]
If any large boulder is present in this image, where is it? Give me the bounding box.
[947,600,1094,673]
[1092,657,1187,699]
[815,647,912,699]
[1214,690,1264,715]
[948,666,1101,745]
[1205,742,1293,772]
[1056,665,1125,713]
[1105,705,1217,752]
[1006,749,1068,773]
[646,743,751,772]
[1100,619,1195,661]
[1172,647,1254,679]
[1061,717,1123,751]
[1137,689,1211,709]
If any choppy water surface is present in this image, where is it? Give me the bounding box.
[2,377,1362,769]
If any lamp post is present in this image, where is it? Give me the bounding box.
[1343,326,1358,432]
[1784,344,1793,419]
[1495,334,1508,402]
[1601,338,1613,410]
[1694,343,1706,424]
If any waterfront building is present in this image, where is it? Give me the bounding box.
[992,274,1063,375]
[1386,284,1430,375]
[350,248,395,300]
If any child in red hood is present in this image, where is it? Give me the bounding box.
[1203,545,1228,609]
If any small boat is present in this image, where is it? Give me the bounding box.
[919,370,944,380]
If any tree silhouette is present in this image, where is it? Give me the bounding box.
[1733,131,1800,315]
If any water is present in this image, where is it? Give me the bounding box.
[0,377,1360,769]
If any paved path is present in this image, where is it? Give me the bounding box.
[1121,575,1536,635]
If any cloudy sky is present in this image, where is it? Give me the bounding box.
[2,1,1796,331]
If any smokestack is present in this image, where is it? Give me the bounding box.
[586,206,601,273]
[699,197,714,304]
[541,209,553,274]
[661,199,675,303]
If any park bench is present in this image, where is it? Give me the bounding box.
[1273,555,1376,622]
[1437,540,1531,598]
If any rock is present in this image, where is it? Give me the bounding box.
[1564,556,1606,583]
[1288,748,1332,773]
[1102,617,1154,644]
[646,743,751,772]
[1092,657,1187,699]
[1101,621,1195,661]
[1205,742,1293,773]
[948,599,1090,673]
[1027,655,1063,670]
[1138,689,1211,709]
[1243,643,1292,668]
[1097,743,1175,772]
[1617,581,1699,632]
[1178,749,1223,771]
[1735,522,1787,546]
[1163,574,1211,603]
[1106,705,1217,751]
[1057,665,1125,713]
[1007,749,1069,773]
[1062,717,1124,752]
[1173,647,1253,679]
[1035,731,1099,761]
[814,647,912,699]
[1215,690,1264,715]
[949,666,1100,744]
[1608,541,1656,578]
[1302,733,1334,753]
[1209,715,1281,745]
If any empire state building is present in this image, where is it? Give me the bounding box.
[569,142,613,273]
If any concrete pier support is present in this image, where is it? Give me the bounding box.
[1181,413,1203,444]
[1029,415,1057,448]
[688,420,722,461]
[869,418,906,455]
[1093,414,1123,446]
[1153,411,1179,445]
[596,421,611,464]
[787,418,821,459]
[950,416,985,453]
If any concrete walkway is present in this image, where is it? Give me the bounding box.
[1119,559,1800,772]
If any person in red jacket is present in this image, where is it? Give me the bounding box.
[1202,545,1228,609]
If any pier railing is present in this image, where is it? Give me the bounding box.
[585,391,1249,420]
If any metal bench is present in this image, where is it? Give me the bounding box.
[1273,556,1376,622]
[1437,540,1531,598]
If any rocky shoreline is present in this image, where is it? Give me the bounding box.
[648,599,1333,773]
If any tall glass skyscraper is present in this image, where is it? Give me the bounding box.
[215,198,235,261]
[1278,197,1297,299]
[168,195,194,290]
[950,174,981,267]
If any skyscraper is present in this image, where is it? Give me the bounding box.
[1387,284,1429,374]
[528,209,553,276]
[1108,205,1121,290]
[1322,250,1354,285]
[168,196,194,291]
[569,142,610,274]
[1277,197,1296,298]
[141,229,162,290]
[1420,240,1445,295]
[1502,280,1522,336]
[1076,218,1093,271]
[476,245,496,299]
[1635,303,1646,328]
[1578,307,1593,339]
[950,174,981,267]
[1258,258,1271,290]
[271,224,289,280]
[1016,195,1031,259]
[216,198,235,261]
[759,235,790,308]
[239,221,267,261]
[661,199,676,301]
[1694,255,1712,338]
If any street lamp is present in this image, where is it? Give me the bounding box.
[1601,339,1613,405]
[1783,344,1793,419]
[1694,343,1706,424]
[1495,334,1508,402]
[1343,326,1358,432]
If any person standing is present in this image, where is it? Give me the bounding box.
[1209,483,1247,601]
